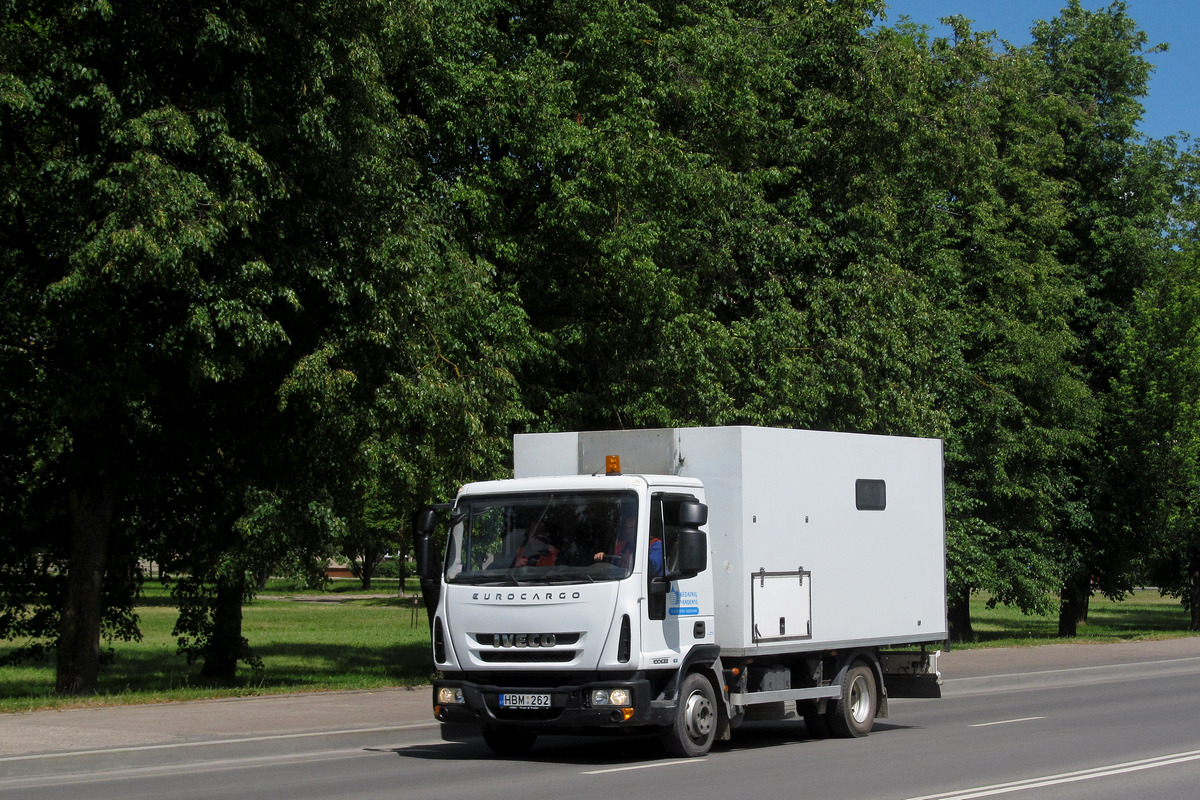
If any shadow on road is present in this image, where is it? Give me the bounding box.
[376,718,918,764]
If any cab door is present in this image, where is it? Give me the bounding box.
[638,492,714,667]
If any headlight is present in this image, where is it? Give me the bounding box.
[437,686,465,704]
[590,688,632,707]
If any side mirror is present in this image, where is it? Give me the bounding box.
[675,528,707,577]
[415,507,438,536]
[679,501,708,527]
[414,508,440,581]
[672,501,708,579]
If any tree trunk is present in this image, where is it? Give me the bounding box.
[1058,571,1091,637]
[947,591,974,643]
[1057,600,1078,637]
[56,480,115,696]
[358,543,384,591]
[360,548,374,591]
[1191,563,1200,632]
[200,572,245,681]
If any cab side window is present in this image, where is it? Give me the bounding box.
[652,493,698,575]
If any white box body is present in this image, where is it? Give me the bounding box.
[515,426,947,656]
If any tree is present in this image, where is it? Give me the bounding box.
[1030,1,1172,634]
[339,485,400,593]
[854,15,1097,640]
[0,0,524,690]
[1114,141,1200,629]
[422,1,1099,646]
[423,0,910,434]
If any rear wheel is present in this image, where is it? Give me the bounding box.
[481,726,538,757]
[798,700,831,739]
[827,664,877,738]
[661,673,718,757]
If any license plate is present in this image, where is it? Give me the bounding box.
[499,693,551,709]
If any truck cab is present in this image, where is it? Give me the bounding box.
[419,471,720,756]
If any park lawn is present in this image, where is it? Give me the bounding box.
[966,587,1195,647]
[1,586,1195,712]
[0,588,433,713]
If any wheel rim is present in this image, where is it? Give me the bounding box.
[684,688,715,741]
[848,673,871,725]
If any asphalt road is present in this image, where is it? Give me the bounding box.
[3,637,1199,799]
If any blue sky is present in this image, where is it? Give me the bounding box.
[880,1,1198,141]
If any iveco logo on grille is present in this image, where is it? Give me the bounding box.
[492,633,557,648]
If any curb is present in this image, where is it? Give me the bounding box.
[0,721,443,783]
[942,654,1200,696]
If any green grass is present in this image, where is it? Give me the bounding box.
[2,586,1195,712]
[965,587,1195,647]
[0,584,433,714]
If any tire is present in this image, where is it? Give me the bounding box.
[798,700,831,739]
[481,726,538,757]
[661,672,718,757]
[827,664,877,738]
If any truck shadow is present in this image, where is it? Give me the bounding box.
[380,721,915,763]
[724,719,915,751]
[379,733,671,764]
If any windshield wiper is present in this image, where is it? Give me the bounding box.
[453,573,519,586]
[541,572,598,584]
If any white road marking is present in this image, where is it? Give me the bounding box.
[583,758,707,774]
[969,716,1046,727]
[904,749,1200,800]
[0,747,384,790]
[0,722,434,764]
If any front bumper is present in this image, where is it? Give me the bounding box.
[433,677,675,731]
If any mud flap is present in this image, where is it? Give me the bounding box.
[880,650,942,699]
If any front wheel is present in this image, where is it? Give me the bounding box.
[481,726,538,757]
[827,664,877,738]
[661,673,718,757]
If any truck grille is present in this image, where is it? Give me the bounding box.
[472,632,581,646]
[478,650,578,663]
[471,632,582,663]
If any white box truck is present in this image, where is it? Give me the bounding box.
[415,426,946,757]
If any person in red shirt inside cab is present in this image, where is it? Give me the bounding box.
[594,513,663,575]
[513,519,559,567]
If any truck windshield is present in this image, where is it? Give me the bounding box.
[445,491,639,584]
